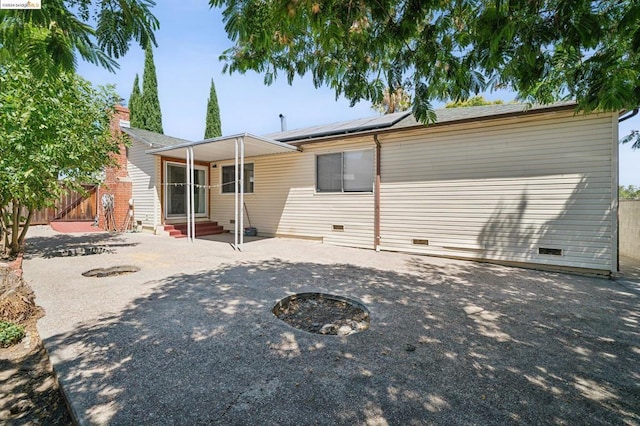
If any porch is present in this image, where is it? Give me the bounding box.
[147,133,300,249]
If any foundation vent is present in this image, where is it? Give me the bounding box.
[230,219,235,224]
[332,225,344,231]
[412,239,429,246]
[538,247,563,256]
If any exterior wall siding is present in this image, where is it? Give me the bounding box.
[209,138,375,248]
[128,141,161,229]
[378,111,615,271]
[202,109,615,273]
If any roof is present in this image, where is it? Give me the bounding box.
[146,133,300,162]
[122,127,191,148]
[267,101,578,144]
[266,111,411,142]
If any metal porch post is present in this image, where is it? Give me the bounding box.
[239,136,245,251]
[189,147,195,242]
[234,138,239,250]
[186,147,192,242]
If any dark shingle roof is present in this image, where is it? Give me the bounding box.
[122,127,191,147]
[267,101,577,143]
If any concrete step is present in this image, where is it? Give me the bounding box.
[162,222,224,238]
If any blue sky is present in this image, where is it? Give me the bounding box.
[77,1,639,186]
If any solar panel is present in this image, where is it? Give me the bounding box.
[268,111,411,142]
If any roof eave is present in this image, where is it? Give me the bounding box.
[281,103,580,146]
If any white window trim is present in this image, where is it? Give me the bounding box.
[220,162,255,195]
[164,161,209,219]
[315,149,374,194]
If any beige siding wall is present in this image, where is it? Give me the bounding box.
[210,138,375,248]
[378,111,616,271]
[128,142,161,229]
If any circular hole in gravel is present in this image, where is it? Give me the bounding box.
[272,292,370,336]
[82,265,140,277]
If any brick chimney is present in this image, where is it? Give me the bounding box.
[98,105,133,231]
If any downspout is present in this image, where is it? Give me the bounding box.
[374,134,381,251]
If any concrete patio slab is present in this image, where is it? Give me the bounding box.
[22,226,640,425]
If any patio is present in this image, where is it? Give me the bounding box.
[22,226,640,425]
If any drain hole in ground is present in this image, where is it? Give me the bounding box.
[273,292,370,336]
[82,265,140,277]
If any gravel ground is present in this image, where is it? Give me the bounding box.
[20,228,640,425]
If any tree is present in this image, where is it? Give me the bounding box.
[446,96,504,108]
[619,185,640,200]
[0,0,159,76]
[138,43,163,133]
[129,74,143,128]
[620,130,640,150]
[204,78,222,139]
[0,60,121,256]
[209,0,640,129]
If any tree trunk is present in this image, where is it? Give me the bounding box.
[0,207,9,252]
[17,207,33,249]
[10,200,20,255]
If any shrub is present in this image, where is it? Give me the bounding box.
[0,320,25,347]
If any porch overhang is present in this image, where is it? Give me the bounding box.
[146,133,299,251]
[145,133,300,161]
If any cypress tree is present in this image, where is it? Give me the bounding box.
[128,74,142,128]
[204,78,222,139]
[139,44,163,133]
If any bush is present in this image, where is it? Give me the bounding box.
[0,320,25,347]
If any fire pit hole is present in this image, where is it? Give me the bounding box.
[273,292,370,336]
[82,265,140,277]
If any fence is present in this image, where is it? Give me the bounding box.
[620,199,640,260]
[30,185,98,225]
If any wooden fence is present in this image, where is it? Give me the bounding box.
[30,185,98,225]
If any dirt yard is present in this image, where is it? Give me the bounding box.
[0,265,72,424]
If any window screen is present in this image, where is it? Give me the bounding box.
[343,150,374,192]
[316,153,342,192]
[316,150,373,192]
[222,163,254,193]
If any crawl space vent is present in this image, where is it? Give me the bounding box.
[412,239,429,246]
[332,225,344,231]
[538,247,563,256]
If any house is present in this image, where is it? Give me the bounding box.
[111,102,619,275]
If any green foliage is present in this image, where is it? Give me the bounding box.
[0,60,121,255]
[0,320,25,348]
[137,44,163,133]
[620,129,640,150]
[0,0,159,76]
[620,185,640,200]
[446,96,504,108]
[129,74,143,128]
[204,78,222,139]
[210,0,640,133]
